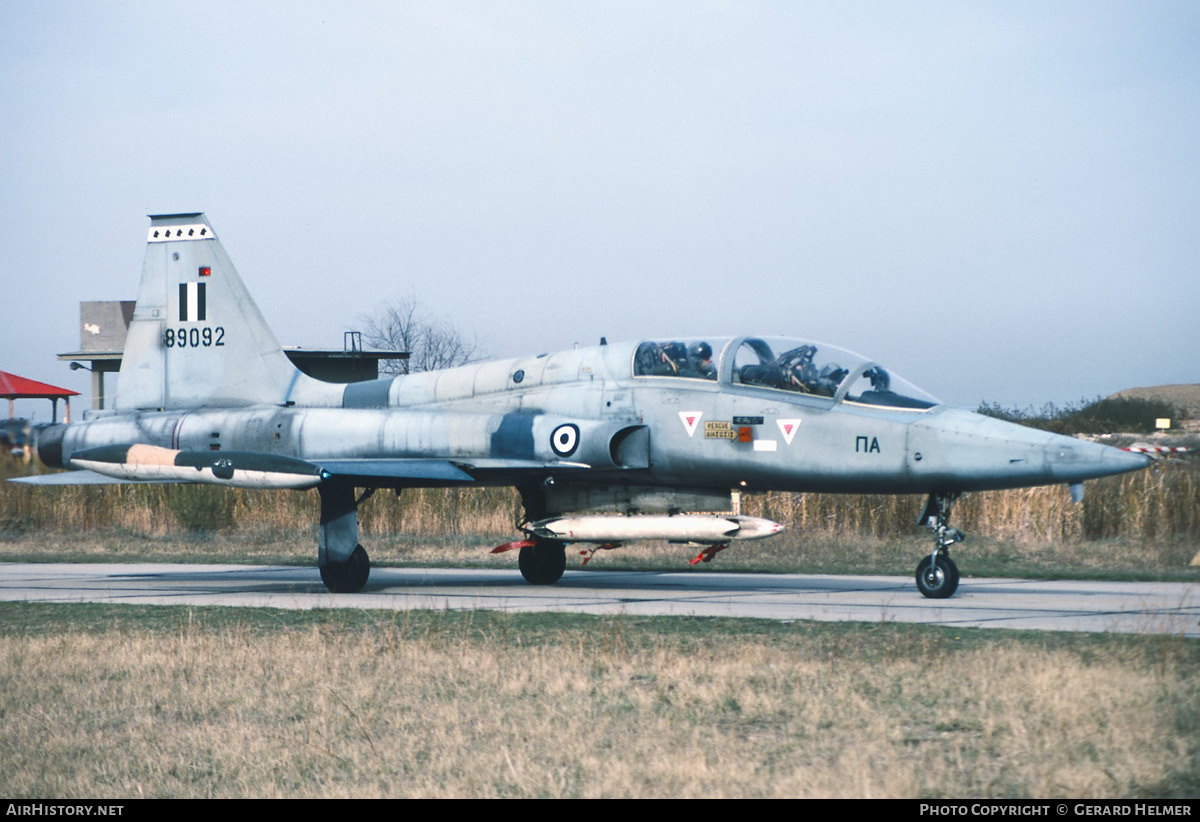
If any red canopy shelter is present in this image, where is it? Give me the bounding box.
[0,370,80,422]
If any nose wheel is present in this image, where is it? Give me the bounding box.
[915,553,959,598]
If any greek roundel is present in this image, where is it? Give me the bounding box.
[550,423,580,457]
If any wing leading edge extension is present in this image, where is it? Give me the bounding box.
[14,444,592,489]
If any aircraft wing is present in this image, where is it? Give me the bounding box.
[317,459,475,484]
[9,453,594,489]
[451,458,591,474]
[316,457,592,486]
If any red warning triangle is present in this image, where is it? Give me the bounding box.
[777,418,801,445]
[679,411,703,438]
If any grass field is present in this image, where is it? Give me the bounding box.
[1,604,1196,799]
[4,456,1198,580]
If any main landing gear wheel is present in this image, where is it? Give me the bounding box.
[915,554,959,599]
[519,539,566,585]
[320,544,370,593]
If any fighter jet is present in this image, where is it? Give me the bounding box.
[20,213,1151,597]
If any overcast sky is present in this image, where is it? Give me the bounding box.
[2,1,1197,421]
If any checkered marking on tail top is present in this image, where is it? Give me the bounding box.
[148,224,212,242]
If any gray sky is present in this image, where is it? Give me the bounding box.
[3,1,1197,421]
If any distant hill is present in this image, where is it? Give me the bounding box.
[1111,384,1200,420]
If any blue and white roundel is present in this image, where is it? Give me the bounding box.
[550,424,580,457]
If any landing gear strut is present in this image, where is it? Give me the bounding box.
[915,492,963,599]
[518,539,566,585]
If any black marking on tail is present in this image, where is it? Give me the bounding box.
[178,282,207,322]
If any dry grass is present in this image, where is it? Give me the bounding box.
[4,457,1200,582]
[0,608,1195,798]
[744,461,1200,546]
[0,468,522,539]
[4,460,1199,548]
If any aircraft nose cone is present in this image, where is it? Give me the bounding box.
[1044,437,1152,483]
[1107,446,1154,474]
[906,409,1155,491]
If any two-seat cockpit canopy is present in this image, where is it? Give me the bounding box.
[633,336,940,410]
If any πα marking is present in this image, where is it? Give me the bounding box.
[856,435,881,453]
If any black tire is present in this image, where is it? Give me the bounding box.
[320,544,370,593]
[518,539,566,585]
[915,554,959,599]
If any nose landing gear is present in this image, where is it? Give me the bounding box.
[915,492,963,599]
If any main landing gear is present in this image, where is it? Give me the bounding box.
[518,539,567,585]
[317,484,372,594]
[491,538,568,585]
[321,544,370,593]
[915,492,963,599]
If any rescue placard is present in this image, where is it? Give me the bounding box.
[705,421,737,440]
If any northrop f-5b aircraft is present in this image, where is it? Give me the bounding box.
[21,214,1151,597]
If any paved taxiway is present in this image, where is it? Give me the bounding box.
[2,562,1197,636]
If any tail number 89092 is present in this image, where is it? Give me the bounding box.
[164,327,225,348]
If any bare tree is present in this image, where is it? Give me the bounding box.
[360,294,485,375]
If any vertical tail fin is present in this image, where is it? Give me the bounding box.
[115,213,337,410]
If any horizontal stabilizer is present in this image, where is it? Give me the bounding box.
[9,470,159,485]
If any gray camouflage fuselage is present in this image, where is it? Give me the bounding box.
[23,213,1151,596]
[48,336,1146,499]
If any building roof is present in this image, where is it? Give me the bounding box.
[0,370,80,400]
